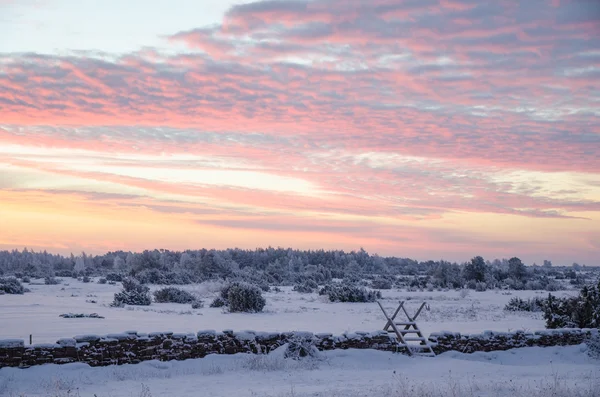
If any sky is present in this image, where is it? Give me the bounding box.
[0,0,599,265]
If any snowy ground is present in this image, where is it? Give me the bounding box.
[2,279,597,397]
[1,344,599,397]
[0,278,578,344]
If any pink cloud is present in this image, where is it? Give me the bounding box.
[1,0,599,261]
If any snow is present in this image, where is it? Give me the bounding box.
[0,280,597,396]
[234,331,257,341]
[56,338,76,347]
[1,345,598,397]
[30,343,59,349]
[0,279,577,344]
[73,335,101,342]
[0,339,23,348]
[105,333,133,341]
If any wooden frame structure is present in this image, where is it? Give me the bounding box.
[377,300,435,357]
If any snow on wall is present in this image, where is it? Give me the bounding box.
[0,328,595,369]
[428,328,597,354]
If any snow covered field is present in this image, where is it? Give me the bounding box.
[2,279,597,397]
[0,278,578,343]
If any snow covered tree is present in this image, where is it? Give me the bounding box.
[508,257,527,281]
[74,255,86,274]
[463,256,487,283]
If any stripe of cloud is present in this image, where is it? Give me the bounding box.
[3,141,600,220]
[1,51,597,173]
[1,0,598,184]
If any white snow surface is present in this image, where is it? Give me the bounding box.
[1,345,599,397]
[1,280,598,396]
[0,279,578,344]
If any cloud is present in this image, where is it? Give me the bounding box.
[1,0,599,263]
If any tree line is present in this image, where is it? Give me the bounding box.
[0,248,595,291]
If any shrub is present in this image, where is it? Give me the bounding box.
[106,273,123,282]
[544,280,600,329]
[504,296,546,312]
[111,278,151,307]
[220,282,266,312]
[371,278,392,290]
[318,284,381,303]
[153,287,196,304]
[210,297,226,308]
[586,331,600,360]
[284,334,320,360]
[55,270,73,278]
[135,269,196,285]
[191,300,204,309]
[97,278,107,284]
[293,280,318,293]
[0,277,25,294]
[59,313,104,319]
[44,276,60,285]
[546,281,561,292]
[82,276,91,283]
[21,276,30,283]
[134,269,164,284]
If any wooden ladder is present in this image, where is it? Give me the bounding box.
[377,300,435,357]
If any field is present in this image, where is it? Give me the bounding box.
[1,278,598,397]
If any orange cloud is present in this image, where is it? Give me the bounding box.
[0,0,599,263]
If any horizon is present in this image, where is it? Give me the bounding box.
[2,246,596,267]
[1,0,599,265]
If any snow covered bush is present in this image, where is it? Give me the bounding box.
[371,278,392,290]
[0,277,25,294]
[97,277,107,284]
[504,296,547,312]
[59,313,104,319]
[55,270,72,277]
[135,268,196,285]
[586,331,600,359]
[191,300,204,309]
[44,276,60,285]
[544,280,600,329]
[82,276,91,283]
[284,334,320,360]
[106,273,123,282]
[219,282,266,312]
[111,278,151,307]
[546,281,561,291]
[319,284,382,302]
[293,280,318,293]
[210,297,226,308]
[153,287,196,304]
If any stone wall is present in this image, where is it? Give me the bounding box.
[0,328,596,369]
[428,328,598,354]
[0,330,399,368]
